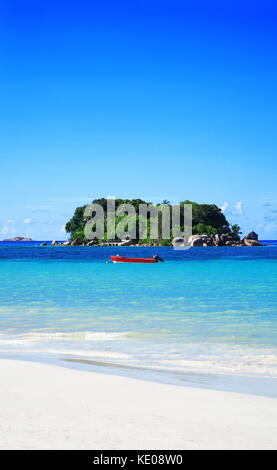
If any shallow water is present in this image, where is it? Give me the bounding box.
[1,243,277,395]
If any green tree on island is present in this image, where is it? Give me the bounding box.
[65,198,232,244]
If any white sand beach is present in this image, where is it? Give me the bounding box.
[0,359,276,450]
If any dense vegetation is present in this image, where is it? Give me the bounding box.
[65,198,234,243]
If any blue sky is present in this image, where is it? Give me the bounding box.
[0,0,277,239]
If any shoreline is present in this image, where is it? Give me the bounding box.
[1,350,277,399]
[1,240,275,247]
[0,358,276,449]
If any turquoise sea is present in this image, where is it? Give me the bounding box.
[1,242,277,396]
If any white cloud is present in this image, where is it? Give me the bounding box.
[23,218,31,224]
[219,201,244,217]
[1,225,16,237]
[2,226,9,235]
[2,219,16,238]
[59,225,66,233]
[233,201,243,216]
[220,202,228,212]
[264,221,277,232]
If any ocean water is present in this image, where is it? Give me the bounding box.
[1,242,277,395]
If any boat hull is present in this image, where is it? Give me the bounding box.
[110,256,158,264]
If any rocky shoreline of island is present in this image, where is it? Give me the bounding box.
[172,231,265,247]
[41,231,265,247]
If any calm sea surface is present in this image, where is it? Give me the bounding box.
[1,242,277,395]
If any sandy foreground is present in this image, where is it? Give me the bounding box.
[0,359,277,450]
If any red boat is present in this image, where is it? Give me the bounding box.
[110,255,163,263]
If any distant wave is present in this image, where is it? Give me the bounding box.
[0,331,130,342]
[1,332,277,379]
[159,354,277,377]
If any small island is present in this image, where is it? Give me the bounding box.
[44,198,263,247]
[3,237,33,242]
